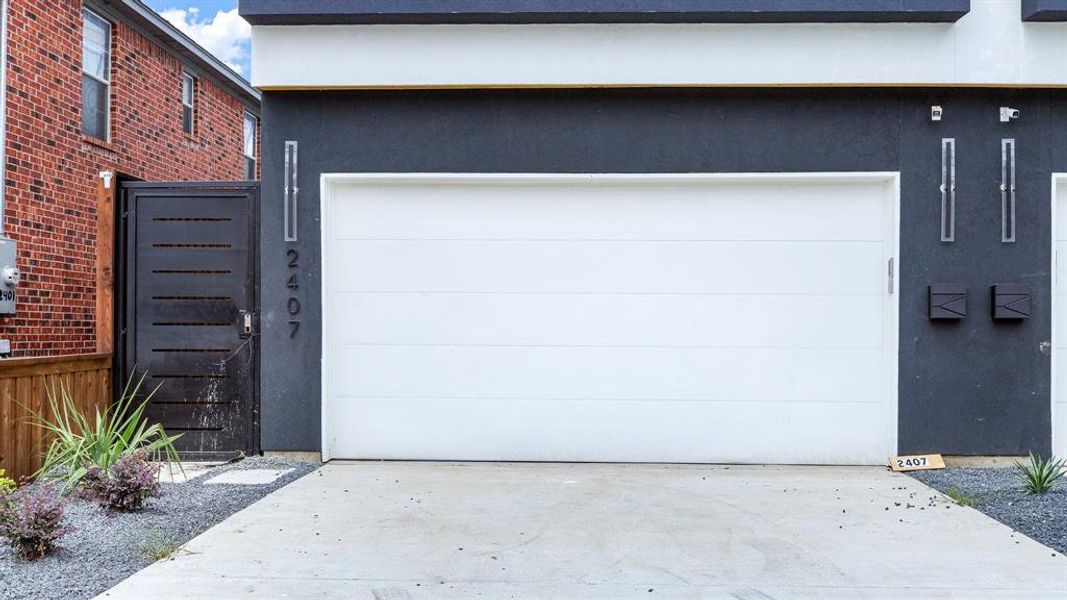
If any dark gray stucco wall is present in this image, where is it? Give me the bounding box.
[260,88,1065,456]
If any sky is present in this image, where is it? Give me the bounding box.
[144,0,251,78]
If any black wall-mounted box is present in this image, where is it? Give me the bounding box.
[929,284,967,320]
[992,284,1031,320]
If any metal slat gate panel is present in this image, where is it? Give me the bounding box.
[119,182,259,458]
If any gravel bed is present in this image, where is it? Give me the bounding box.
[912,467,1067,554]
[0,456,317,600]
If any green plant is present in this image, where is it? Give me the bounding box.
[138,529,185,562]
[0,469,15,496]
[1015,452,1066,495]
[28,372,182,489]
[945,486,974,507]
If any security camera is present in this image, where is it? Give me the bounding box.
[1000,107,1020,123]
[931,106,943,122]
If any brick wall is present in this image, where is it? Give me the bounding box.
[2,0,255,356]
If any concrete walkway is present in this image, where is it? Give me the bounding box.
[99,462,1067,599]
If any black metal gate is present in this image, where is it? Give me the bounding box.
[117,182,259,458]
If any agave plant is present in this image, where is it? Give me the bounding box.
[27,372,182,489]
[1015,452,1066,495]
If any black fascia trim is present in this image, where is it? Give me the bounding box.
[238,1,971,25]
[1022,0,1067,21]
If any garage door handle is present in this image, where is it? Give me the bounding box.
[888,258,894,295]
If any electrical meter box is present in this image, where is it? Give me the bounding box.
[0,237,19,314]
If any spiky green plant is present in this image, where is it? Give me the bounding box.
[27,372,182,489]
[945,486,974,507]
[137,528,186,562]
[1015,452,1066,495]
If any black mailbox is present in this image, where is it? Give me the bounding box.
[929,284,967,320]
[992,284,1031,320]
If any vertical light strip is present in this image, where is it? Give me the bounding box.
[1001,138,1016,243]
[940,138,955,243]
[284,140,299,242]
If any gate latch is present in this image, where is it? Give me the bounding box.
[240,310,254,338]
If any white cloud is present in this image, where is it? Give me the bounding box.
[160,7,251,75]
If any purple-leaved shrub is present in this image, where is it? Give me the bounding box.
[0,483,73,561]
[79,450,162,514]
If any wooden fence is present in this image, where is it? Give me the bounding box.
[0,353,112,481]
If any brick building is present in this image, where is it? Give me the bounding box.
[0,0,260,356]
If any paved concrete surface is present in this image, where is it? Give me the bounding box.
[100,462,1067,599]
[158,462,212,484]
[203,468,294,485]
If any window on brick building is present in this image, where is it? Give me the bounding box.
[182,72,196,134]
[243,112,258,180]
[81,9,111,141]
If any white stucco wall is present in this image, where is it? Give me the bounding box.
[251,0,1067,88]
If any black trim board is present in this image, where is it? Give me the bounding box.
[1022,0,1067,20]
[238,0,971,25]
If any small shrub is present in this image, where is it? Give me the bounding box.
[0,469,15,496]
[79,450,161,513]
[138,529,184,562]
[945,486,974,507]
[29,372,182,489]
[1015,452,1066,495]
[0,484,73,561]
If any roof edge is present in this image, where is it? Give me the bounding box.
[99,0,260,109]
[1022,0,1067,20]
[238,0,971,25]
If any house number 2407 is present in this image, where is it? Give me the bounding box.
[286,248,301,337]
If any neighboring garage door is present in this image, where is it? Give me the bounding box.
[322,174,899,465]
[1054,178,1067,459]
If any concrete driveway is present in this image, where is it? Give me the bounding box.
[100,462,1067,599]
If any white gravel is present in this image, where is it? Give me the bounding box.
[0,456,317,600]
[912,467,1067,554]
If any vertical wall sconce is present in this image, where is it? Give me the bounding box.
[1001,138,1016,243]
[940,138,955,242]
[284,140,299,242]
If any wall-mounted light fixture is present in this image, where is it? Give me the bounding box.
[931,106,943,122]
[992,284,1031,320]
[284,140,299,242]
[999,107,1020,123]
[929,284,967,320]
[940,138,955,242]
[1001,138,1016,243]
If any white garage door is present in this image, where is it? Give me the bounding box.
[1054,178,1067,459]
[322,174,898,465]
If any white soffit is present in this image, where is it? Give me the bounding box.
[252,0,1067,89]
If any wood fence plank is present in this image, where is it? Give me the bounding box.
[0,378,10,476]
[0,354,112,481]
[13,375,30,481]
[30,373,45,476]
[97,171,116,354]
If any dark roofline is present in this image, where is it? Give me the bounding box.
[94,0,260,111]
[238,0,971,25]
[1022,0,1067,20]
